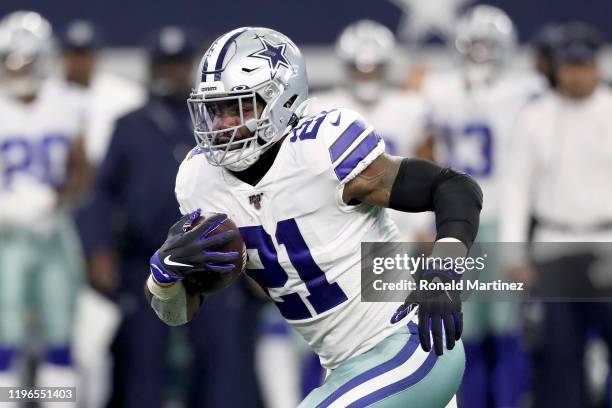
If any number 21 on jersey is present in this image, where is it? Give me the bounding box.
[240,218,348,320]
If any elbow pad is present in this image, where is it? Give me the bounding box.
[433,168,483,248]
[388,158,483,248]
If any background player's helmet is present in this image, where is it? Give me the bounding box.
[336,20,395,103]
[454,5,516,85]
[188,27,308,172]
[0,11,55,98]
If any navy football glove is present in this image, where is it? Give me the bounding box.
[150,209,241,285]
[392,267,463,356]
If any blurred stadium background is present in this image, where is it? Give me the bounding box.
[2,0,612,86]
[1,0,612,407]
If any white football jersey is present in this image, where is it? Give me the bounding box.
[176,108,414,369]
[424,71,544,223]
[309,88,433,240]
[0,79,85,228]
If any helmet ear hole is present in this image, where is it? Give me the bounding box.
[284,94,298,108]
[284,95,299,127]
[254,94,267,118]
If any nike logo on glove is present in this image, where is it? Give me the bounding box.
[164,255,193,268]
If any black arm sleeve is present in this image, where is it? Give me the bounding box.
[388,158,483,248]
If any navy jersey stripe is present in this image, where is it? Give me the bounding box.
[334,132,381,181]
[329,120,368,162]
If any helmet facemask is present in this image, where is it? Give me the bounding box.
[188,27,308,171]
[347,62,387,104]
[188,81,297,172]
[336,20,395,105]
[0,52,44,97]
[189,27,308,172]
[454,6,516,87]
[456,37,505,87]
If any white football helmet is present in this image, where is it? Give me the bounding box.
[188,27,308,172]
[454,5,516,85]
[0,11,55,98]
[335,20,395,103]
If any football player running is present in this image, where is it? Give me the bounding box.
[255,21,435,408]
[146,27,482,407]
[0,11,90,395]
[420,6,543,407]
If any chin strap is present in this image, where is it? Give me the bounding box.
[281,98,313,133]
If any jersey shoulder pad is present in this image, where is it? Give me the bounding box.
[288,107,385,185]
[175,147,215,214]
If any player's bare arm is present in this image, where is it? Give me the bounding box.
[342,153,401,206]
[344,153,482,247]
[59,134,92,204]
[413,134,436,162]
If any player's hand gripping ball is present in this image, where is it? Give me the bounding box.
[150,209,247,295]
[183,210,247,293]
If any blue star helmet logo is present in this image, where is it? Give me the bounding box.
[248,37,291,80]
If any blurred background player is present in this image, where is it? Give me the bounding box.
[59,19,145,166]
[0,9,90,398]
[58,19,145,408]
[311,20,427,164]
[77,26,263,408]
[419,5,544,407]
[502,22,612,408]
[531,23,565,92]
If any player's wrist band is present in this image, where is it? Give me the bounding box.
[147,274,182,301]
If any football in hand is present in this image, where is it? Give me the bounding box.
[182,212,246,295]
